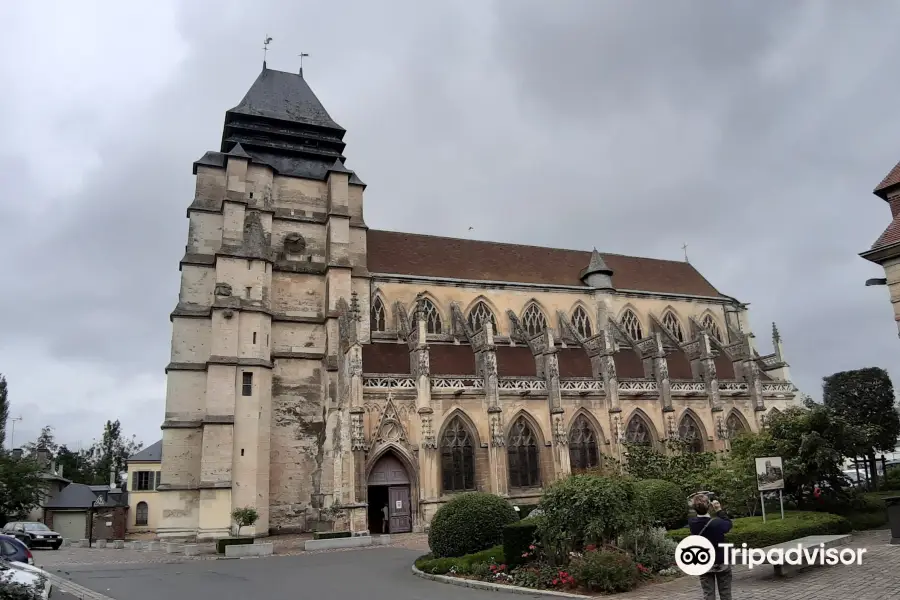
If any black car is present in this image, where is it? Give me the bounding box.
[0,534,34,564]
[1,522,62,550]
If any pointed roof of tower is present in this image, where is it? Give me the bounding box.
[228,67,344,131]
[227,143,252,159]
[580,248,614,280]
[328,158,353,175]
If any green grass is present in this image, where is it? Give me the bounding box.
[668,511,851,547]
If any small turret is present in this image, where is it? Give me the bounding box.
[580,248,614,290]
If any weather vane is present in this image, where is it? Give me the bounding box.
[262,35,273,66]
[299,52,309,77]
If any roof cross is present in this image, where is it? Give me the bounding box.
[681,242,689,263]
[299,52,309,77]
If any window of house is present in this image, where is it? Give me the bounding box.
[135,501,149,526]
[440,417,475,493]
[621,310,643,340]
[507,417,540,488]
[133,471,156,491]
[568,415,600,471]
[242,372,253,396]
[467,301,497,334]
[571,306,593,338]
[521,304,547,337]
[662,311,684,342]
[371,297,386,332]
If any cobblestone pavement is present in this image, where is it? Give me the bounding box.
[619,529,897,600]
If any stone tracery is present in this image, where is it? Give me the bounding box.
[507,416,541,488]
[621,309,643,340]
[440,416,476,493]
[371,296,386,332]
[701,314,722,342]
[662,311,684,343]
[467,301,497,334]
[678,412,705,453]
[522,303,548,337]
[568,414,600,470]
[625,413,652,445]
[571,306,593,338]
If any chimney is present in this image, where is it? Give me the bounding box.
[35,447,51,469]
[109,465,117,490]
[11,448,23,459]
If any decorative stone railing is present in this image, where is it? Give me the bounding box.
[719,381,750,394]
[559,378,604,393]
[670,381,706,395]
[618,379,658,395]
[762,382,794,395]
[498,377,547,392]
[431,377,484,391]
[362,375,416,389]
[759,354,781,368]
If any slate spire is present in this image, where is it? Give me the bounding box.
[580,248,615,289]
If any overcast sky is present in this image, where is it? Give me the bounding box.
[2,1,899,450]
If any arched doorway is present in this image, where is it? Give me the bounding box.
[367,451,412,534]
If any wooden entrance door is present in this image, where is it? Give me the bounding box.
[388,486,412,533]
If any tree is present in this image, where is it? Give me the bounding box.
[0,374,8,449]
[231,507,259,537]
[823,367,900,489]
[0,453,48,525]
[22,426,58,455]
[84,420,142,486]
[54,445,94,484]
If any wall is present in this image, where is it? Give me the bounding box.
[44,507,127,541]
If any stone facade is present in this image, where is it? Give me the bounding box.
[157,65,800,540]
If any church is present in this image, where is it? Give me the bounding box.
[156,65,800,540]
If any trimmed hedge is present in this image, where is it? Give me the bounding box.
[503,520,539,568]
[415,545,505,575]
[428,492,518,558]
[313,531,351,540]
[667,511,851,548]
[633,479,686,529]
[216,537,253,554]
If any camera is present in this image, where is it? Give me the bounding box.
[686,490,717,507]
[679,545,712,566]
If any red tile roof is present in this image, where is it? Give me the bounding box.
[367,230,724,297]
[869,217,900,251]
[875,159,900,196]
[431,345,476,375]
[496,346,538,377]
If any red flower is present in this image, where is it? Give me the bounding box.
[552,579,559,585]
[585,544,597,552]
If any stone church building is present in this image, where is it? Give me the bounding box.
[157,65,800,540]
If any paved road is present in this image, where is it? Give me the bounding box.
[54,547,517,600]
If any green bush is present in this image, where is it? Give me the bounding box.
[847,511,887,530]
[667,511,851,547]
[503,521,539,568]
[619,526,676,573]
[885,469,900,490]
[414,545,505,575]
[428,492,518,558]
[539,474,639,558]
[216,537,254,554]
[569,548,640,593]
[634,479,686,529]
[313,531,351,540]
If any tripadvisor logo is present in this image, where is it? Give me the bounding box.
[674,536,866,575]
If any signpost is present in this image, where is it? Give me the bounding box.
[755,456,785,522]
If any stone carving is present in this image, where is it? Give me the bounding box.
[222,309,234,319]
[489,413,505,447]
[431,378,483,390]
[362,376,416,389]
[498,378,546,391]
[420,413,437,449]
[284,232,306,254]
[546,355,560,380]
[373,396,408,445]
[214,283,233,296]
[559,379,604,392]
[349,352,362,378]
[553,415,568,445]
[415,349,430,378]
[393,301,411,341]
[350,409,367,451]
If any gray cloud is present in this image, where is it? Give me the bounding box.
[3,0,900,447]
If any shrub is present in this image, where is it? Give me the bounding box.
[633,479,686,529]
[231,506,259,537]
[667,511,850,547]
[619,526,676,573]
[216,537,254,554]
[415,545,505,575]
[885,469,900,490]
[428,492,518,558]
[539,474,639,559]
[569,547,640,593]
[503,521,539,568]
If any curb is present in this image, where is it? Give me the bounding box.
[410,564,591,599]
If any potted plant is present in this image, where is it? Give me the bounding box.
[216,507,259,554]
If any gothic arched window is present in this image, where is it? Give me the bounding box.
[678,413,705,453]
[568,415,600,471]
[522,303,547,337]
[467,301,497,334]
[662,311,684,342]
[621,310,643,340]
[508,417,541,488]
[411,298,443,334]
[371,297,386,332]
[701,314,722,343]
[726,412,746,438]
[440,416,476,493]
[625,415,652,445]
[571,306,593,338]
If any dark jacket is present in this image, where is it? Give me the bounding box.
[688,511,732,565]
